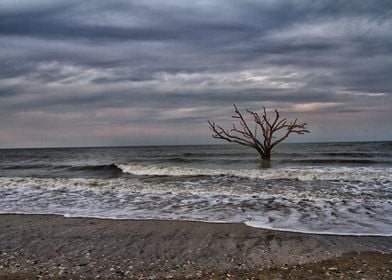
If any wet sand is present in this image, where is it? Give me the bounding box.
[0,214,391,279]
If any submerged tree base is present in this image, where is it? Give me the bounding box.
[260,159,272,168]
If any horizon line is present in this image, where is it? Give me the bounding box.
[0,139,391,150]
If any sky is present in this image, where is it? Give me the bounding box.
[0,0,391,148]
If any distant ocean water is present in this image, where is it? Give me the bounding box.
[1,142,392,236]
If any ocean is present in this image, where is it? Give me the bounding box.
[1,141,391,236]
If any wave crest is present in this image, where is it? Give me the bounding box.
[115,163,392,182]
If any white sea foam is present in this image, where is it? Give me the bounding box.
[116,163,392,182]
[1,163,392,236]
[1,175,390,202]
[1,182,392,236]
[244,222,392,237]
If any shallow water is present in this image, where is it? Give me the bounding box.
[1,142,391,236]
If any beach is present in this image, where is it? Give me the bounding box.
[1,214,391,279]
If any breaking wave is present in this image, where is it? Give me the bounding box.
[1,175,392,236]
[115,162,392,182]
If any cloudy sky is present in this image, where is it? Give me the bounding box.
[1,0,391,148]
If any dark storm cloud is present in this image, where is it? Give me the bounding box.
[0,1,251,43]
[0,0,391,147]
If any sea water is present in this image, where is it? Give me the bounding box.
[0,142,391,236]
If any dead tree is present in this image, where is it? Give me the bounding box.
[208,105,309,162]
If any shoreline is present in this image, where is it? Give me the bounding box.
[1,214,392,279]
[3,212,392,238]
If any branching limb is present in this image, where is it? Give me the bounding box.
[271,120,310,148]
[208,120,256,148]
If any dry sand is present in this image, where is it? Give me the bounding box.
[0,214,391,279]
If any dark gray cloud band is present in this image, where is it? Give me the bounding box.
[1,0,391,147]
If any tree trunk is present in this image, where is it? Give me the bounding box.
[262,150,271,161]
[260,150,272,168]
